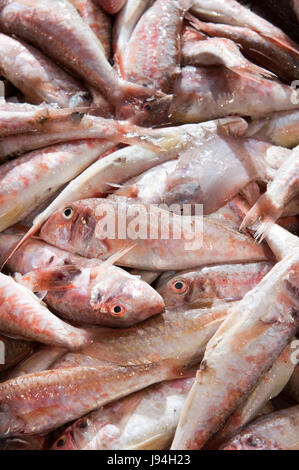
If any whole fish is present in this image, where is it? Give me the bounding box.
[191,0,299,53]
[0,33,90,107]
[0,0,156,111]
[188,14,299,83]
[54,305,232,368]
[169,66,299,124]
[0,362,186,437]
[0,110,177,162]
[0,100,86,138]
[0,234,164,327]
[182,36,274,80]
[39,198,270,271]
[0,139,114,232]
[0,335,34,373]
[156,262,274,309]
[171,249,299,450]
[113,0,152,64]
[52,375,196,450]
[68,0,111,58]
[247,110,299,148]
[241,147,299,239]
[119,0,190,93]
[0,272,91,349]
[95,0,126,15]
[221,405,299,450]
[208,343,296,449]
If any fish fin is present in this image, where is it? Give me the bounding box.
[216,116,248,137]
[253,217,275,243]
[90,245,136,308]
[15,266,82,292]
[1,225,39,271]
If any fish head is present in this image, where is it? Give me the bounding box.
[127,95,173,127]
[156,270,211,309]
[90,266,165,327]
[39,201,98,253]
[222,433,274,450]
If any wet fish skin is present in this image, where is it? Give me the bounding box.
[0,33,90,107]
[0,139,114,232]
[55,305,232,368]
[247,110,299,148]
[182,36,274,80]
[68,0,112,58]
[171,249,299,449]
[156,262,274,309]
[113,0,152,63]
[0,0,154,109]
[0,234,164,327]
[0,101,87,138]
[191,0,299,53]
[0,361,183,437]
[188,14,299,83]
[6,345,66,380]
[114,132,290,215]
[51,375,196,450]
[241,147,299,238]
[39,197,270,271]
[170,66,299,124]
[119,0,190,93]
[95,0,126,15]
[0,272,91,349]
[221,405,299,450]
[208,343,296,449]
[0,304,231,436]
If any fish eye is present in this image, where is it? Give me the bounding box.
[56,438,65,448]
[109,304,126,317]
[141,101,151,112]
[62,207,74,220]
[171,280,188,294]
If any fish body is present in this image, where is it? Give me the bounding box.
[188,15,299,82]
[39,198,270,271]
[172,249,299,449]
[52,375,196,450]
[0,33,90,107]
[241,147,299,238]
[0,272,90,349]
[0,234,164,327]
[119,0,189,92]
[0,0,153,109]
[246,110,299,148]
[95,0,126,15]
[114,134,290,214]
[156,262,274,309]
[170,66,299,124]
[68,0,111,58]
[221,405,299,450]
[0,139,114,232]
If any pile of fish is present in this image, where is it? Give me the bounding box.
[0,0,299,451]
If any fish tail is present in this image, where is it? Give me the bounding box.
[15,266,82,292]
